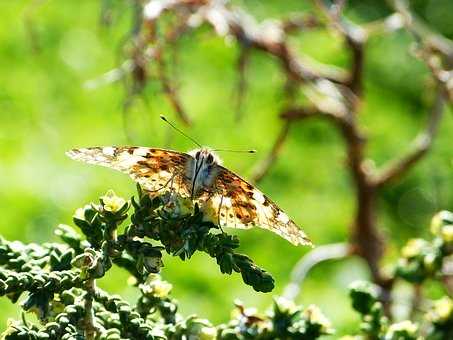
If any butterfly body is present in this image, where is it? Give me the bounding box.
[67,146,312,246]
[186,148,221,199]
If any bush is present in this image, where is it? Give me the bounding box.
[1,187,452,339]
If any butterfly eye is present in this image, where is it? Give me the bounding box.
[195,151,201,159]
[207,154,214,164]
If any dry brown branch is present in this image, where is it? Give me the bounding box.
[391,0,453,102]
[392,0,453,64]
[233,47,250,122]
[281,13,322,34]
[313,0,366,96]
[251,121,292,184]
[280,102,385,285]
[147,13,193,125]
[156,52,192,125]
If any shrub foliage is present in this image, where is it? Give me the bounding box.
[0,187,452,339]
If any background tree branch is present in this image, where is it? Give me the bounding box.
[83,0,452,314]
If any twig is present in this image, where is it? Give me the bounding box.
[391,0,453,103]
[84,278,97,340]
[151,13,192,125]
[281,13,322,34]
[373,89,445,187]
[313,0,366,96]
[392,0,453,64]
[251,121,291,183]
[156,53,191,125]
[283,243,351,300]
[233,46,250,122]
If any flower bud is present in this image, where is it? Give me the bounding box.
[426,296,453,324]
[385,320,418,340]
[100,190,127,213]
[303,304,333,334]
[140,274,173,298]
[441,225,453,243]
[401,239,428,258]
[431,210,453,235]
[274,296,297,314]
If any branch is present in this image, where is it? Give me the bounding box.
[84,279,97,340]
[313,0,367,96]
[154,15,192,125]
[373,89,445,187]
[392,0,453,64]
[283,243,351,300]
[156,53,191,125]
[143,0,348,85]
[251,121,291,183]
[233,46,250,122]
[391,0,453,103]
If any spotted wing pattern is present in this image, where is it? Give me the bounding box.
[201,165,312,246]
[66,146,192,197]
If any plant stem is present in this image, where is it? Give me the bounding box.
[84,278,97,340]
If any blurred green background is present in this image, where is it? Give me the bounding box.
[0,0,452,336]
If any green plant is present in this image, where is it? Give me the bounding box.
[1,187,452,339]
[0,187,333,339]
[340,210,453,340]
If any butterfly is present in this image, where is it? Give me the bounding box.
[66,146,312,246]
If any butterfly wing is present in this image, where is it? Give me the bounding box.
[66,146,192,197]
[201,165,312,246]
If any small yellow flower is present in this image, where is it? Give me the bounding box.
[127,276,138,286]
[185,317,216,340]
[162,192,194,217]
[423,252,437,271]
[426,296,453,323]
[2,319,21,337]
[401,239,427,258]
[201,200,219,224]
[304,304,333,334]
[431,211,453,235]
[386,320,418,337]
[199,326,217,340]
[74,204,91,220]
[274,296,297,314]
[101,190,127,213]
[153,281,172,298]
[431,212,443,235]
[441,225,453,242]
[140,274,173,298]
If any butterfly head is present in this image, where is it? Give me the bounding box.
[189,148,222,166]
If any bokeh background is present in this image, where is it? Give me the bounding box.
[1,0,452,336]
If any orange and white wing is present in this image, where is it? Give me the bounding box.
[66,146,192,197]
[202,166,312,246]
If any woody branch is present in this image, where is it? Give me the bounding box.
[279,0,449,292]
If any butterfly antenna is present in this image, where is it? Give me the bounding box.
[212,149,257,154]
[160,115,202,148]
